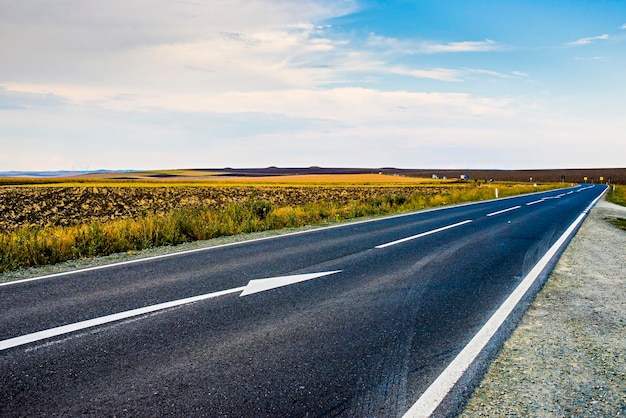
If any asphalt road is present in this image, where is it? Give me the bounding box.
[0,184,607,417]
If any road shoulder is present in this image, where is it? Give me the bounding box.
[460,199,626,416]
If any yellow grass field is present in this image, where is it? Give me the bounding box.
[1,173,454,188]
[0,173,564,273]
[197,173,448,185]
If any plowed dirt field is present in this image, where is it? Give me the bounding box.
[0,186,444,232]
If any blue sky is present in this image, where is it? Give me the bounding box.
[1,0,624,170]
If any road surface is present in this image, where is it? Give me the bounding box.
[0,184,606,417]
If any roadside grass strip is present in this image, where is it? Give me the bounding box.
[0,182,565,274]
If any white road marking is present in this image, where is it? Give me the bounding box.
[375,220,473,249]
[240,271,341,296]
[526,199,544,206]
[402,187,607,418]
[0,286,243,351]
[486,205,521,217]
[0,271,341,351]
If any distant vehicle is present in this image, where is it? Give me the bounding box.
[460,174,470,180]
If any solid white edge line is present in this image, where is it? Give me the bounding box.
[375,220,473,249]
[402,187,607,418]
[486,205,521,217]
[0,185,581,288]
[0,286,245,351]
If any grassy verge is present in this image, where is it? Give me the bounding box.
[0,183,559,273]
[605,184,626,206]
[604,184,626,230]
[609,218,626,231]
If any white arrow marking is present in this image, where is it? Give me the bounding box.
[0,271,342,351]
[240,270,342,297]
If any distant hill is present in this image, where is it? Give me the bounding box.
[1,167,624,184]
[216,167,626,184]
[0,170,135,178]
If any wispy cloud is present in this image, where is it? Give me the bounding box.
[389,68,464,82]
[621,24,626,29]
[419,39,501,53]
[367,34,503,54]
[566,34,609,46]
[2,83,514,124]
[387,67,527,83]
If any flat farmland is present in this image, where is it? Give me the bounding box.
[0,174,563,273]
[0,182,447,232]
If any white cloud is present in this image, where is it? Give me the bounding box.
[3,80,624,171]
[621,24,626,29]
[1,19,356,95]
[390,68,464,82]
[0,1,514,99]
[387,67,528,83]
[0,0,358,52]
[419,39,501,53]
[1,77,534,170]
[2,0,623,171]
[0,1,359,89]
[2,84,514,123]
[367,34,502,54]
[566,34,609,46]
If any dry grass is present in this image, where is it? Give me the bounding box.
[606,184,625,206]
[200,173,451,185]
[0,173,451,188]
[605,184,626,230]
[0,179,564,272]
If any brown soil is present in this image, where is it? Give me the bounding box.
[0,185,445,232]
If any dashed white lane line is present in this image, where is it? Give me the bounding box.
[526,199,544,206]
[486,205,521,217]
[375,220,473,249]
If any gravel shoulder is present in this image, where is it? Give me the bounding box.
[461,198,626,417]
